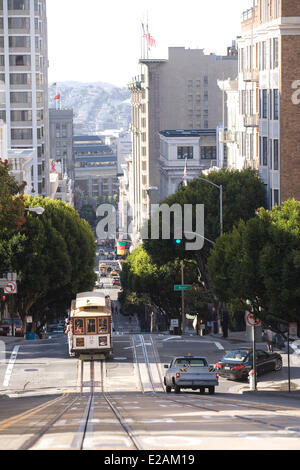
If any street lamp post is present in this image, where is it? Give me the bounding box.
[197,176,223,236]
[25,207,45,215]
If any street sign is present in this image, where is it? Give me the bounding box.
[4,281,17,294]
[289,322,298,336]
[246,312,261,327]
[174,285,192,292]
[170,319,179,327]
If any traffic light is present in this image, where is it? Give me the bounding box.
[2,295,6,302]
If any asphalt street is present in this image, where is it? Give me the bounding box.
[0,285,299,450]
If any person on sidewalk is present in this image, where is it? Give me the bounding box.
[65,319,74,357]
[221,310,229,338]
[265,328,274,353]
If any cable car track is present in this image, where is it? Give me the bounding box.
[18,359,144,450]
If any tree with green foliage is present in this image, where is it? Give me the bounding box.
[4,196,96,323]
[0,159,26,233]
[120,245,208,329]
[143,168,265,300]
[207,199,300,329]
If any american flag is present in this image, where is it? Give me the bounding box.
[183,158,188,187]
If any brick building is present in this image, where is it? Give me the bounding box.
[236,0,300,207]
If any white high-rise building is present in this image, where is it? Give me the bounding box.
[0,0,50,196]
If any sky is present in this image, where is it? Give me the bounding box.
[47,0,253,88]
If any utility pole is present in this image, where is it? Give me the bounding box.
[252,325,257,391]
[181,260,185,334]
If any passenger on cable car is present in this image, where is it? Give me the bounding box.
[75,319,83,334]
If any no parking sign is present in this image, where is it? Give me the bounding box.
[246,312,261,327]
[4,281,17,294]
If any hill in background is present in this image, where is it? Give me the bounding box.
[49,81,131,135]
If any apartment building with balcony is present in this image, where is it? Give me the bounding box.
[235,0,300,207]
[0,0,50,196]
[128,46,238,239]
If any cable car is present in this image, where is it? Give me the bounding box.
[70,291,113,360]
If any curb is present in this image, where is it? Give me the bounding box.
[242,390,300,400]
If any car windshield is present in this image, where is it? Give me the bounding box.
[174,358,208,367]
[222,350,248,362]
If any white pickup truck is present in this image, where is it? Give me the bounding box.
[164,356,219,395]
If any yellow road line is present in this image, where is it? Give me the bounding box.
[0,392,70,432]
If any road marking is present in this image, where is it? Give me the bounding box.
[3,345,20,387]
[215,342,224,350]
[162,336,182,342]
[0,394,68,432]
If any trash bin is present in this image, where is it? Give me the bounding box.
[26,332,36,340]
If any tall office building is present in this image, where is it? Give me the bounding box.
[128,46,238,237]
[0,0,50,196]
[234,0,300,207]
[74,135,118,202]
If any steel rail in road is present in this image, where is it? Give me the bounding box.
[18,359,144,451]
[99,360,144,451]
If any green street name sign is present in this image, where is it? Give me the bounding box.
[174,284,192,292]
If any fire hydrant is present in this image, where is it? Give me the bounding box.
[249,369,255,391]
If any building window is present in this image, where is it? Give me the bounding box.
[11,110,32,121]
[8,17,30,29]
[274,139,279,170]
[8,0,29,9]
[262,41,267,70]
[273,189,279,206]
[201,146,216,159]
[262,90,268,118]
[273,89,279,120]
[9,36,30,48]
[9,55,31,66]
[262,0,269,22]
[10,91,31,103]
[262,137,268,166]
[11,128,33,140]
[177,146,193,160]
[204,76,208,85]
[269,139,273,169]
[274,0,280,18]
[204,120,209,129]
[10,73,31,85]
[273,38,279,69]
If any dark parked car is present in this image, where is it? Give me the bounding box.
[216,348,282,381]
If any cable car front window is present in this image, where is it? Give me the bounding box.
[86,318,96,334]
[98,317,108,333]
[74,319,84,335]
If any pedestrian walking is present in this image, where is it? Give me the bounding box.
[65,319,74,357]
[221,310,229,338]
[265,328,274,353]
